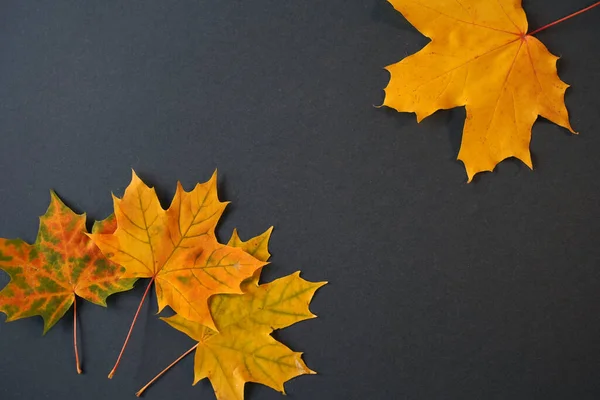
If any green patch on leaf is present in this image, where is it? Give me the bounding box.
[28,248,39,262]
[70,255,91,282]
[93,258,116,276]
[29,298,47,313]
[38,224,59,245]
[177,276,191,285]
[0,250,12,262]
[43,248,64,267]
[5,239,24,249]
[87,284,109,300]
[1,304,19,316]
[37,276,63,293]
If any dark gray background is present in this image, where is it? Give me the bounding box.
[0,1,599,399]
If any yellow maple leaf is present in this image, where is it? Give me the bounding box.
[136,229,325,400]
[88,171,265,378]
[382,0,576,181]
[162,272,325,400]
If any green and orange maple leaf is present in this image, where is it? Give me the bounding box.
[0,192,136,373]
[137,228,325,400]
[382,0,582,181]
[88,171,266,378]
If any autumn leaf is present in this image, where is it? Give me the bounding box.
[164,273,324,400]
[146,274,324,400]
[380,0,595,181]
[88,171,266,378]
[135,229,325,400]
[0,192,136,373]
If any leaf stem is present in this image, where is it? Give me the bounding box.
[135,343,199,397]
[73,296,82,374]
[108,276,155,379]
[529,1,600,36]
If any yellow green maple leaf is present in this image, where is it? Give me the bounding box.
[162,272,325,400]
[137,228,325,400]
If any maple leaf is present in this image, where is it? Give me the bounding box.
[382,0,583,181]
[135,229,325,400]
[162,273,324,400]
[88,171,266,378]
[0,192,136,373]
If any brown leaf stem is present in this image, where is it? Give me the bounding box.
[73,296,82,374]
[108,276,155,379]
[529,1,599,36]
[135,343,199,397]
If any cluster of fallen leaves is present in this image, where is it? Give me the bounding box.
[381,0,586,181]
[0,171,325,400]
[0,0,595,398]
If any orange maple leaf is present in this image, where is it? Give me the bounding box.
[0,193,136,373]
[382,0,589,181]
[88,171,266,378]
